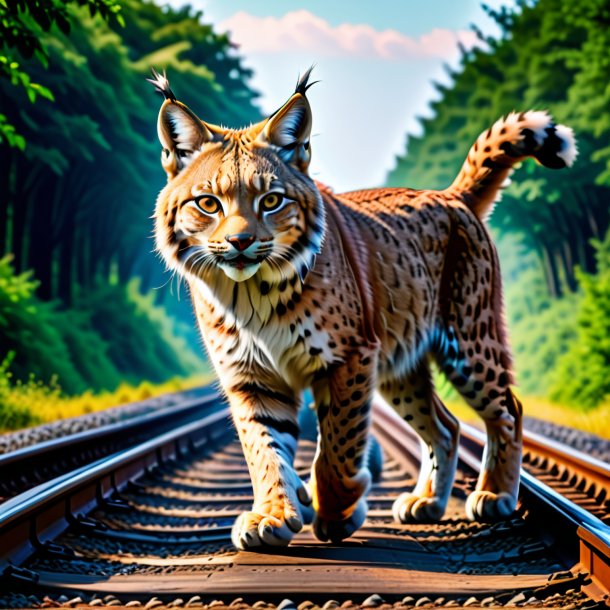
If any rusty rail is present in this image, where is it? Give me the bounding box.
[0,406,230,579]
[0,387,221,503]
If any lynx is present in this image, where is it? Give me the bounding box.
[150,68,576,549]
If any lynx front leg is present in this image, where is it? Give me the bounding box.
[227,382,311,550]
[311,343,378,542]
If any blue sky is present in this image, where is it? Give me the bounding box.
[198,1,510,37]
[166,1,515,191]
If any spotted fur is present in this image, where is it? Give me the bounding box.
[151,70,577,548]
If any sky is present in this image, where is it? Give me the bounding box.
[166,1,515,192]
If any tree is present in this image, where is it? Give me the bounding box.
[0,0,260,302]
[550,228,610,408]
[0,0,123,148]
[0,0,261,392]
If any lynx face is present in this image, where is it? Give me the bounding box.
[153,71,325,285]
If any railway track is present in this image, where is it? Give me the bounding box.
[0,389,608,609]
[521,431,610,525]
[0,387,220,503]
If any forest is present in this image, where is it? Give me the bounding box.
[387,0,610,412]
[0,0,609,430]
[0,0,260,428]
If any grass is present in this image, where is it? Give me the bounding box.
[445,396,610,440]
[2,355,609,441]
[0,369,214,433]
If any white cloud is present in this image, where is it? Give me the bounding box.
[218,10,479,60]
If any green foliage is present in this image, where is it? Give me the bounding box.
[509,283,578,395]
[560,1,610,185]
[551,229,610,408]
[0,0,260,306]
[0,54,55,148]
[0,351,207,433]
[1,0,124,60]
[75,280,205,387]
[0,255,89,393]
[55,308,123,392]
[0,0,122,148]
[0,352,44,430]
[0,255,207,395]
[127,279,205,376]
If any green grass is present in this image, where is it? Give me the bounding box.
[3,361,608,442]
[445,395,610,440]
[0,356,213,433]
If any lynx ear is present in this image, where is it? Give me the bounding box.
[149,69,216,179]
[259,68,316,171]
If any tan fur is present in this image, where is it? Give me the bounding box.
[152,72,576,548]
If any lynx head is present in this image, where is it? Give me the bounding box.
[151,68,325,285]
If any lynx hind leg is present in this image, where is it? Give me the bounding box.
[379,364,459,523]
[437,208,523,521]
[440,323,523,522]
[310,343,378,543]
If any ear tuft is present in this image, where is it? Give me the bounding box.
[147,68,177,102]
[294,65,318,96]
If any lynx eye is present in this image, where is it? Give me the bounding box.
[195,196,221,216]
[260,192,284,213]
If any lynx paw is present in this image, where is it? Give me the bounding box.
[392,492,446,523]
[465,490,517,522]
[313,498,368,543]
[231,510,302,550]
[231,476,313,550]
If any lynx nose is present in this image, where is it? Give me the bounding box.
[226,233,255,252]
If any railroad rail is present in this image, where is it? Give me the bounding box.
[459,421,610,603]
[0,389,608,609]
[0,387,219,503]
[522,430,610,524]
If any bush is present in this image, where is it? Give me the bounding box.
[496,235,579,396]
[0,256,208,397]
[74,280,206,386]
[0,256,89,394]
[55,308,123,392]
[0,352,44,430]
[126,279,205,377]
[551,230,610,408]
[509,289,578,395]
[0,351,210,432]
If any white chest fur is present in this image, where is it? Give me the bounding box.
[193,277,336,390]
